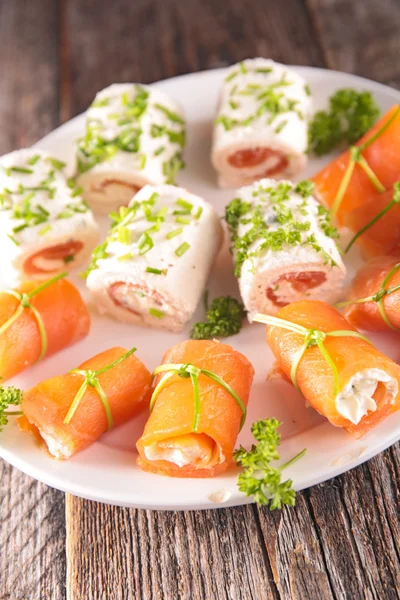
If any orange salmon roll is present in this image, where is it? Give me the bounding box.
[344,184,400,258]
[20,346,152,458]
[257,300,400,438]
[312,105,400,224]
[0,273,90,381]
[136,340,254,477]
[341,256,400,332]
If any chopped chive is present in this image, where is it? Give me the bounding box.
[255,67,273,73]
[230,84,238,97]
[7,234,20,246]
[194,206,203,220]
[38,224,51,236]
[275,119,288,134]
[175,242,190,257]
[229,100,239,110]
[139,154,146,169]
[173,209,191,216]
[225,70,238,82]
[117,226,131,245]
[176,198,193,211]
[47,157,66,170]
[176,216,190,225]
[239,62,248,74]
[154,146,165,156]
[28,154,41,165]
[147,192,159,206]
[166,227,183,240]
[67,178,76,189]
[12,223,28,234]
[137,231,154,255]
[118,252,133,262]
[145,222,161,234]
[11,166,33,174]
[71,187,83,197]
[154,103,185,124]
[145,266,165,275]
[304,84,311,96]
[149,307,165,319]
[92,97,110,108]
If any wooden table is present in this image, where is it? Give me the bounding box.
[1,1,400,598]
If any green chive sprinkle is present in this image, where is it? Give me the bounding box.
[175,242,190,257]
[225,71,238,82]
[47,157,66,170]
[154,103,185,124]
[11,166,33,174]
[239,62,248,74]
[64,255,75,264]
[67,177,76,189]
[255,67,273,73]
[137,231,154,255]
[118,252,133,262]
[7,234,20,246]
[38,224,51,236]
[166,227,183,240]
[146,267,164,275]
[118,226,131,245]
[229,100,239,110]
[28,154,41,165]
[154,146,165,156]
[139,154,147,170]
[149,308,165,319]
[176,216,190,225]
[176,198,193,211]
[71,187,83,197]
[194,207,203,220]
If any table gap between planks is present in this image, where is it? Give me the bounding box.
[1,0,400,599]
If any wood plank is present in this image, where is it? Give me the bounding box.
[257,445,400,600]
[306,0,400,86]
[0,1,66,599]
[61,0,325,118]
[66,497,280,600]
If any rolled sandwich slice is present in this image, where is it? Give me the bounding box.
[0,149,99,287]
[76,84,186,213]
[86,184,223,332]
[257,300,400,438]
[212,58,312,188]
[136,339,254,477]
[20,346,152,459]
[225,178,345,320]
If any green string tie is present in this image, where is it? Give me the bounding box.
[0,272,67,361]
[254,313,372,396]
[330,105,400,219]
[63,347,137,430]
[336,262,400,332]
[150,362,247,432]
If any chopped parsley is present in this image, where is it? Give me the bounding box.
[191,296,245,339]
[308,88,380,155]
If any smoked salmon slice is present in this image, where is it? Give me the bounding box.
[341,256,400,332]
[312,105,400,224]
[136,340,254,477]
[0,274,90,381]
[20,346,152,458]
[344,184,400,257]
[257,300,400,438]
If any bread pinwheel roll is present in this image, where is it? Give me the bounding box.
[86,184,223,332]
[225,178,345,320]
[212,58,312,188]
[76,84,186,213]
[0,149,99,286]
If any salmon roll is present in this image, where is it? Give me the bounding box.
[344,183,400,257]
[0,149,99,287]
[0,273,90,381]
[136,339,254,477]
[312,105,400,224]
[212,58,312,188]
[86,184,223,332]
[20,346,151,459]
[339,256,400,332]
[256,300,400,438]
[76,84,186,214]
[225,178,345,320]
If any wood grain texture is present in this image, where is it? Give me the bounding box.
[306,0,400,86]
[0,1,66,599]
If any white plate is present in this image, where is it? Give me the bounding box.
[1,66,400,511]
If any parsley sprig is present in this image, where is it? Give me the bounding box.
[0,385,23,432]
[308,88,380,156]
[234,418,306,509]
[191,295,246,339]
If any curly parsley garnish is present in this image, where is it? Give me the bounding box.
[308,88,380,156]
[234,418,306,509]
[0,385,23,432]
[191,295,245,339]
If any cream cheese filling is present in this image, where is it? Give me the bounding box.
[144,439,225,468]
[335,368,397,425]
